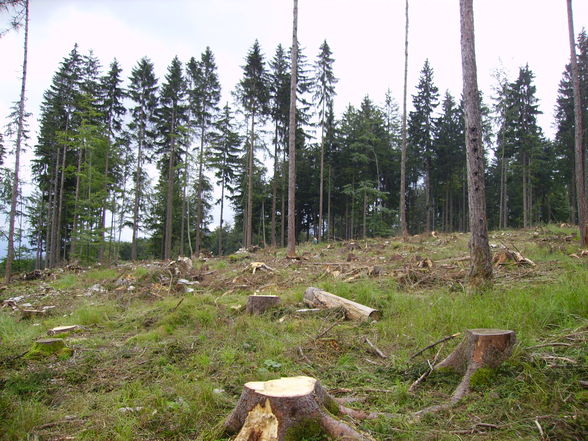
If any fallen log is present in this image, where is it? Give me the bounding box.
[414,329,516,417]
[224,376,375,441]
[303,287,381,321]
[246,295,280,314]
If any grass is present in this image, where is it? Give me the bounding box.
[0,226,587,440]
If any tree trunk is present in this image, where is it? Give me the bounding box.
[70,143,83,258]
[304,287,381,321]
[286,0,298,258]
[318,103,325,242]
[131,128,144,261]
[460,0,492,286]
[567,0,588,246]
[271,123,279,247]
[415,329,515,417]
[246,114,255,249]
[180,150,188,256]
[327,164,332,240]
[195,125,206,254]
[164,109,176,260]
[5,0,29,281]
[218,176,225,256]
[399,0,409,240]
[225,376,373,441]
[246,295,280,314]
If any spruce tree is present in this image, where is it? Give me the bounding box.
[127,57,159,260]
[236,40,269,249]
[98,59,126,260]
[312,40,337,242]
[408,60,439,233]
[209,103,241,255]
[186,47,221,256]
[155,56,188,259]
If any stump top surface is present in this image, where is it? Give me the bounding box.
[245,376,317,397]
[35,338,63,344]
[468,329,514,336]
[248,295,280,298]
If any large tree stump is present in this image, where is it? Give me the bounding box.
[224,376,375,441]
[246,295,281,314]
[303,287,381,321]
[415,329,516,417]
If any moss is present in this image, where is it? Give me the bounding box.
[469,367,497,391]
[24,338,72,360]
[323,396,340,416]
[284,417,328,441]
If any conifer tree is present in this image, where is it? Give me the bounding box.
[312,40,337,242]
[209,103,241,255]
[4,0,28,281]
[408,60,439,232]
[268,44,290,247]
[156,56,188,259]
[186,47,221,255]
[98,59,126,260]
[128,57,158,260]
[399,0,409,239]
[460,0,492,285]
[236,40,269,249]
[287,0,299,257]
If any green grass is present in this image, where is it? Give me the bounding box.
[1,230,587,440]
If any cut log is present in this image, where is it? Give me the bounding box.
[224,376,375,441]
[303,287,381,321]
[414,329,516,417]
[47,325,80,336]
[246,295,281,314]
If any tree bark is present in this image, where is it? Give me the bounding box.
[245,113,255,249]
[164,107,176,260]
[460,0,492,286]
[304,287,381,321]
[399,0,409,240]
[286,0,298,258]
[225,376,373,441]
[246,295,280,314]
[195,125,206,255]
[5,0,29,281]
[567,0,588,247]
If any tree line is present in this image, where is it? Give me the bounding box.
[1,17,587,270]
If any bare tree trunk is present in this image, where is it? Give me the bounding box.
[195,126,206,254]
[460,0,492,286]
[567,0,588,246]
[245,114,255,249]
[271,123,279,247]
[5,0,29,281]
[180,150,188,256]
[327,164,332,240]
[70,144,83,257]
[281,145,287,247]
[164,109,176,260]
[362,187,367,239]
[286,0,298,258]
[318,103,325,242]
[131,131,144,260]
[218,175,225,255]
[399,0,409,240]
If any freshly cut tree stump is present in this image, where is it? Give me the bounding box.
[246,295,281,314]
[303,287,381,321]
[225,376,375,441]
[415,329,516,417]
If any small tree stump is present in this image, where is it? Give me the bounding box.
[225,376,374,441]
[246,295,281,314]
[304,287,381,321]
[415,329,516,417]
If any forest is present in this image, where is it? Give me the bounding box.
[0,2,587,274]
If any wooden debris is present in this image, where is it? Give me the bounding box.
[47,325,81,336]
[364,337,387,359]
[410,332,462,360]
[246,295,280,314]
[247,262,275,274]
[224,376,375,441]
[303,287,381,321]
[492,249,535,267]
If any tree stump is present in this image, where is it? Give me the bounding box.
[246,295,281,314]
[224,376,374,441]
[304,287,381,321]
[415,329,516,417]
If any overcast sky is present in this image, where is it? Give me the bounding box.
[1,0,587,230]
